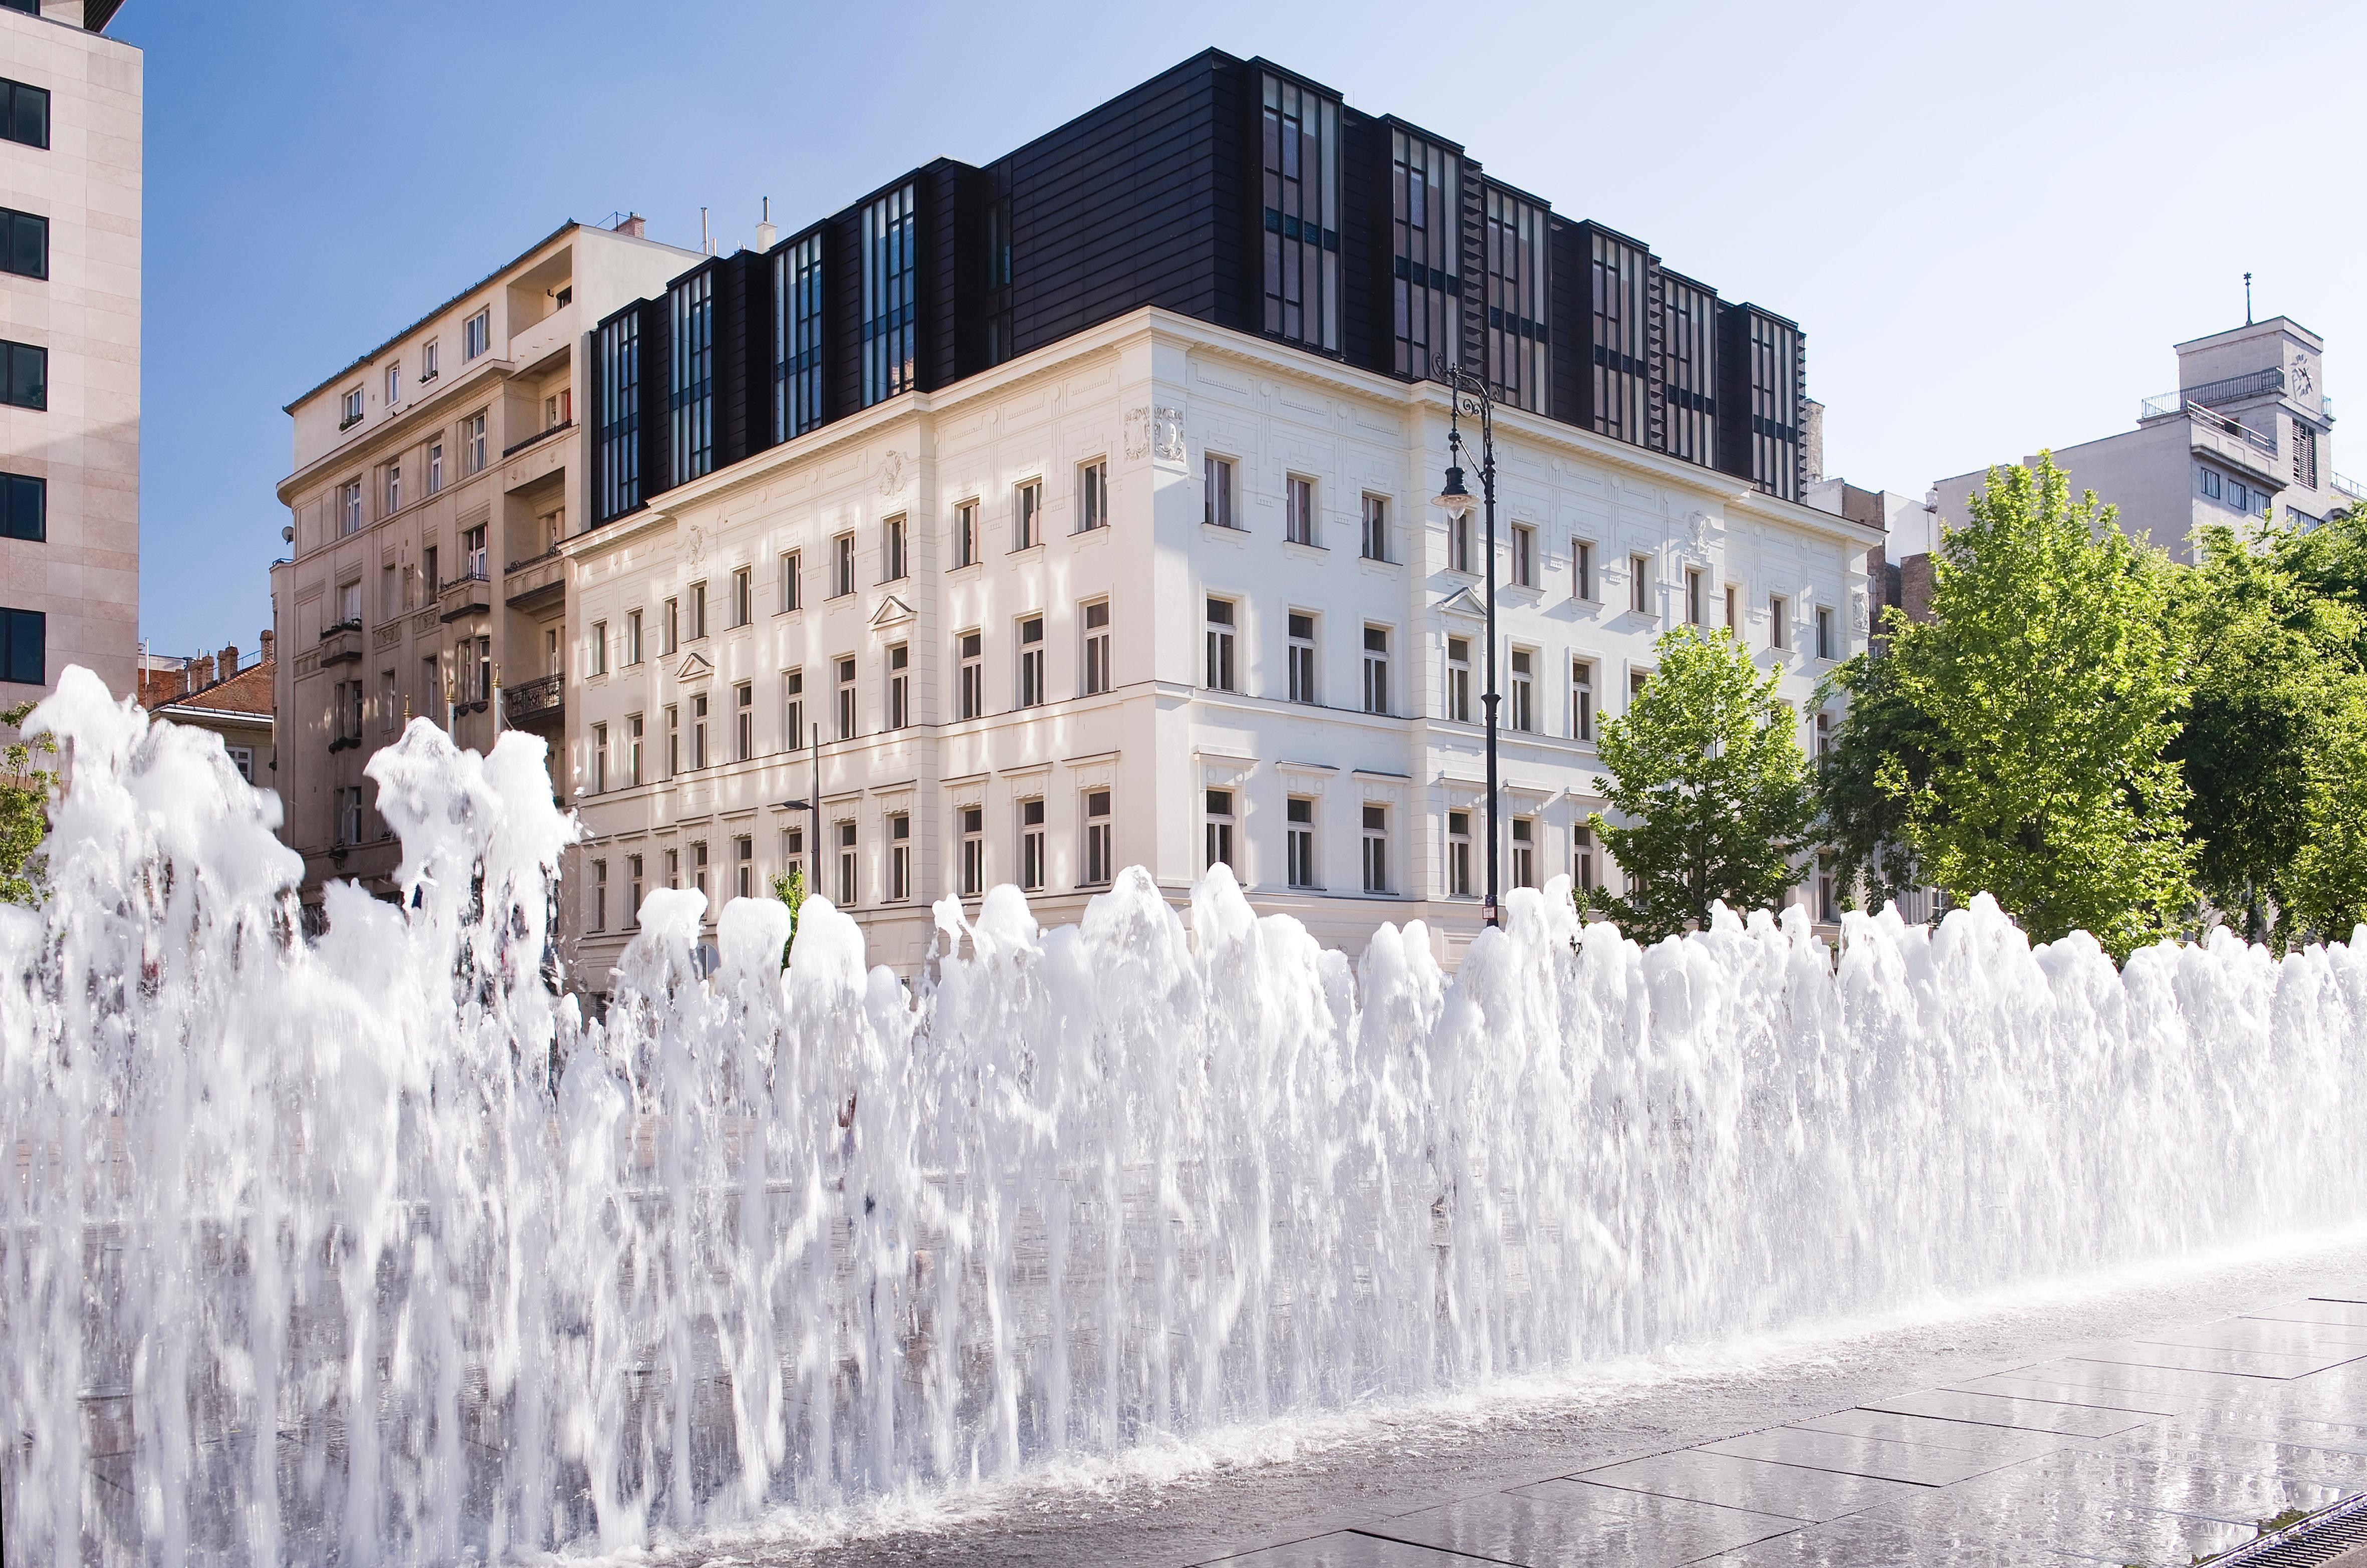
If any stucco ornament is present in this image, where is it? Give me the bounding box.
[1851,587,1869,634]
[1153,405,1187,463]
[1687,509,1713,551]
[681,523,706,565]
[877,449,905,496]
[1123,406,1152,461]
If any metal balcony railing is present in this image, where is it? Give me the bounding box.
[503,419,574,460]
[2332,472,2364,503]
[2142,367,2288,423]
[503,673,564,726]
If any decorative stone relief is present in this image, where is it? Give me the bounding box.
[1851,588,1870,634]
[681,524,707,565]
[1153,406,1186,464]
[877,450,905,496]
[1123,406,1152,461]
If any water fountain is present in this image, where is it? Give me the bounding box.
[3,667,2362,1565]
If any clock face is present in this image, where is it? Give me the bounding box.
[2292,352,2316,398]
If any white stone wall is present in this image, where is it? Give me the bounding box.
[0,7,139,709]
[567,310,1876,980]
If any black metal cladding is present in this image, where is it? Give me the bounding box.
[581,47,1805,532]
[1716,302,1805,501]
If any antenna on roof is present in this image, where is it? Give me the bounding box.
[701,206,712,255]
[2244,272,2253,326]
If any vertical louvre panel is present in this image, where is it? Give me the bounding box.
[1585,225,1651,445]
[1482,182,1549,414]
[1390,125,1461,380]
[1657,270,1718,467]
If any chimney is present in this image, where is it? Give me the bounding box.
[193,654,216,689]
[260,629,276,664]
[219,642,240,674]
[613,211,645,239]
[756,196,777,252]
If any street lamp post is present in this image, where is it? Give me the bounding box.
[1431,359,1501,929]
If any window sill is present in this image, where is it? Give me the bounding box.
[1200,521,1249,541]
[1007,542,1045,556]
[1283,540,1327,560]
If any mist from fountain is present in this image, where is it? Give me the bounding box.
[3,667,2362,1565]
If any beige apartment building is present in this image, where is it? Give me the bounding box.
[0,0,138,719]
[270,217,695,912]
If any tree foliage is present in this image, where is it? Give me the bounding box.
[1812,647,1947,914]
[1584,625,1815,943]
[1,701,57,905]
[1879,454,2194,957]
[770,864,806,966]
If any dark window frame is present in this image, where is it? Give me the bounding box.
[0,78,49,152]
[593,313,640,519]
[1,471,42,541]
[0,339,44,410]
[0,605,43,686]
[774,231,825,440]
[0,206,45,280]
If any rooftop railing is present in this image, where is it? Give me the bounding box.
[2141,366,2290,423]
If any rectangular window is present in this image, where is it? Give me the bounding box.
[670,269,715,484]
[1510,647,1535,731]
[836,655,857,739]
[665,704,679,776]
[1816,605,1834,660]
[953,500,978,567]
[1017,615,1045,707]
[1260,72,1341,351]
[379,667,397,731]
[1363,625,1390,715]
[1629,553,1651,615]
[737,835,755,901]
[379,563,397,618]
[778,549,801,612]
[1082,789,1113,887]
[1390,126,1461,379]
[0,206,46,280]
[2199,466,2223,500]
[625,608,643,665]
[340,387,363,429]
[594,312,640,519]
[889,814,911,901]
[1573,539,1594,600]
[1450,515,1472,574]
[1725,583,1739,632]
[1484,184,1551,414]
[2231,480,2251,513]
[664,846,680,891]
[422,544,438,596]
[337,481,362,537]
[0,78,50,151]
[421,339,439,383]
[735,680,754,759]
[1204,455,1236,528]
[662,596,679,654]
[627,854,644,926]
[1571,658,1595,741]
[1361,804,1388,894]
[1014,479,1042,550]
[384,360,401,408]
[881,514,907,581]
[960,805,985,897]
[862,183,918,405]
[1448,810,1472,897]
[732,566,752,626]
[957,630,983,719]
[1770,594,1789,651]
[1736,308,1804,501]
[591,724,608,794]
[1588,227,1650,442]
[1205,788,1236,873]
[886,643,909,729]
[1512,817,1536,890]
[775,232,825,440]
[589,620,607,676]
[427,441,444,496]
[462,307,491,361]
[1817,855,1836,923]
[1019,799,1046,892]
[1082,600,1111,696]
[382,460,401,516]
[1661,272,1718,465]
[1687,568,1705,625]
[1287,611,1317,704]
[1205,598,1236,692]
[836,821,858,906]
[1511,524,1536,588]
[780,669,803,751]
[691,841,710,909]
[689,692,708,769]
[1816,709,1833,762]
[1447,636,1471,723]
[833,533,855,597]
[1361,494,1387,561]
[1286,474,1316,546]
[1077,459,1107,533]
[1286,797,1318,889]
[627,712,644,785]
[1574,825,1596,892]
[462,523,487,579]
[461,411,487,476]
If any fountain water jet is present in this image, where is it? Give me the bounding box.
[2,667,2363,1564]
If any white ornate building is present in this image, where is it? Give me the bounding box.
[566,307,1879,979]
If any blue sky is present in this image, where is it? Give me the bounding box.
[118,0,2366,656]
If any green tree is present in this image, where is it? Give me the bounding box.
[2288,679,2367,942]
[2170,516,2365,945]
[1888,454,2193,957]
[1813,646,1949,915]
[1584,625,1815,942]
[1,701,57,905]
[769,864,806,966]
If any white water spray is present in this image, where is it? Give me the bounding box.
[3,667,2363,1564]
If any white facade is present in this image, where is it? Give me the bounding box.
[567,309,1880,980]
[1933,318,2350,564]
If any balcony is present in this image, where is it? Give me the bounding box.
[318,620,364,665]
[436,568,493,623]
[503,418,574,461]
[504,672,564,729]
[2333,473,2364,504]
[505,547,566,611]
[506,297,577,376]
[2141,367,2289,423]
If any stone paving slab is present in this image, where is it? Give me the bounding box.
[1195,1296,2367,1568]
